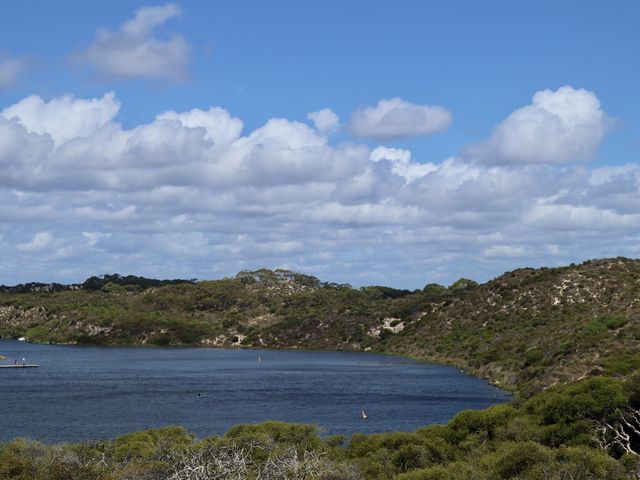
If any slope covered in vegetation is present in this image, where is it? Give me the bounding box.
[2,258,640,394]
[388,257,640,395]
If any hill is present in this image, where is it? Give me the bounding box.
[1,258,640,394]
[388,257,640,395]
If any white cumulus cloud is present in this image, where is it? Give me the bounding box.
[157,107,244,152]
[370,146,437,183]
[0,87,635,288]
[348,97,452,139]
[77,3,189,81]
[2,93,120,147]
[468,86,610,164]
[307,108,340,135]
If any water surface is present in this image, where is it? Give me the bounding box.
[0,339,509,442]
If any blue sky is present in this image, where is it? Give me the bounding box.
[0,1,639,287]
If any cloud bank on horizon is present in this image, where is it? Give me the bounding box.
[2,84,636,287]
[0,3,638,288]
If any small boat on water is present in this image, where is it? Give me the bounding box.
[257,356,262,363]
[361,410,368,420]
[197,392,207,398]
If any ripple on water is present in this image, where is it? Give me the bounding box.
[0,339,509,442]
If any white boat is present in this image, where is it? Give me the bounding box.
[17,337,26,342]
[361,410,368,420]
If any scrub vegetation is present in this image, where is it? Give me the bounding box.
[3,257,640,478]
[2,257,640,394]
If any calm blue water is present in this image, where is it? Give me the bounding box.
[0,339,509,442]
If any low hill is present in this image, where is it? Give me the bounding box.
[1,258,639,394]
[388,257,640,395]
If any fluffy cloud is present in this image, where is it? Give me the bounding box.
[0,55,27,88]
[307,109,340,135]
[468,86,610,164]
[77,3,189,81]
[370,147,437,183]
[2,93,120,146]
[157,108,244,152]
[0,117,53,169]
[348,97,452,139]
[0,87,635,288]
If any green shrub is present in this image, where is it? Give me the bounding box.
[493,441,552,478]
[602,353,640,375]
[600,314,628,330]
[224,421,322,454]
[111,427,194,462]
[584,319,607,335]
[393,444,430,472]
[151,335,171,346]
[524,347,545,367]
[525,377,628,446]
[448,404,515,443]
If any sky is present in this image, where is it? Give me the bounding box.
[0,1,639,288]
